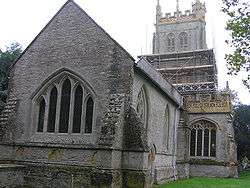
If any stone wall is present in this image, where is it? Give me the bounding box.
[124,70,181,185]
[6,1,134,147]
[154,21,207,54]
[190,164,238,178]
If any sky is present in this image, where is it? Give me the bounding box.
[0,0,249,104]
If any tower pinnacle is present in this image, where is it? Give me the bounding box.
[176,0,180,18]
[156,0,162,23]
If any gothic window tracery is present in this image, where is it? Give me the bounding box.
[136,87,147,127]
[35,74,94,135]
[190,120,216,157]
[167,33,175,52]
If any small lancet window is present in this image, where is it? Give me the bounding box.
[163,105,170,148]
[59,79,71,133]
[85,97,94,134]
[72,85,83,133]
[37,97,46,132]
[47,87,58,133]
[136,87,147,127]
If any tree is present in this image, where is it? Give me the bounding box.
[0,42,22,101]
[222,0,250,90]
[233,104,250,160]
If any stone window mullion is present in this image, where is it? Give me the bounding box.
[209,129,211,157]
[195,129,198,157]
[68,81,76,134]
[43,93,50,133]
[55,84,62,134]
[202,129,205,156]
[81,93,87,134]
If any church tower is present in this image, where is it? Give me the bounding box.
[148,0,216,94]
[153,0,207,54]
[143,0,238,179]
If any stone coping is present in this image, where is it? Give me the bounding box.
[0,164,25,169]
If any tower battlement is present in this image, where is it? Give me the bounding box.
[157,0,206,25]
[185,93,232,113]
[159,10,203,24]
[164,10,192,19]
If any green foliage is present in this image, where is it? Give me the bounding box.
[233,104,250,160]
[155,171,250,188]
[0,42,22,101]
[222,0,250,90]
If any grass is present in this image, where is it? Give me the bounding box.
[155,171,250,188]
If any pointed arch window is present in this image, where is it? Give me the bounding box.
[136,87,147,127]
[179,32,188,50]
[34,73,95,135]
[167,33,175,52]
[190,120,217,157]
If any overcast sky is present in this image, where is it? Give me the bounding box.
[0,0,249,104]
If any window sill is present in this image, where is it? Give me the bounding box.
[30,133,96,145]
[189,158,232,166]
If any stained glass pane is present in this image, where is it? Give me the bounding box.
[85,97,94,134]
[204,129,209,156]
[190,129,196,156]
[72,85,83,133]
[59,79,71,133]
[210,130,216,157]
[47,87,58,133]
[197,129,202,156]
[37,98,46,132]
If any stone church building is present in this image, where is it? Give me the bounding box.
[0,0,237,187]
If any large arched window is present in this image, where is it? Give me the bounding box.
[163,105,170,149]
[190,120,217,157]
[167,33,175,52]
[34,73,95,135]
[179,32,188,50]
[136,87,147,127]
